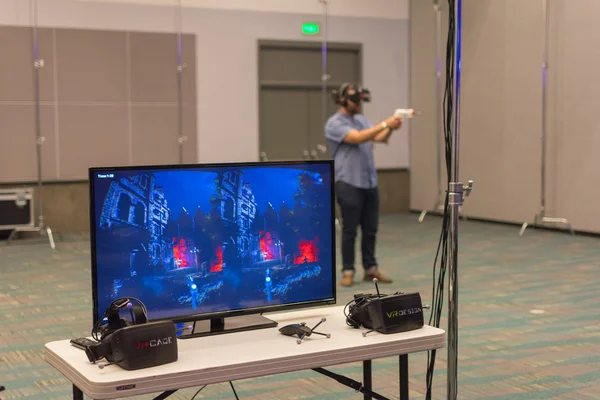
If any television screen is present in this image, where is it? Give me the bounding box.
[90,161,335,323]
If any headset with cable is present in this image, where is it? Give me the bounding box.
[86,297,149,366]
[92,297,149,341]
[84,297,180,370]
[331,82,371,106]
[344,289,404,330]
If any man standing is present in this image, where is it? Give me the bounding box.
[325,83,402,287]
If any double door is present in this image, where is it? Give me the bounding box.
[258,40,361,162]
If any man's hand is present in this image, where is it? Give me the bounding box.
[385,116,402,130]
[374,116,402,144]
[343,116,402,145]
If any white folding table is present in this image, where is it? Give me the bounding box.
[45,306,445,400]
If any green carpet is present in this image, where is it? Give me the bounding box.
[1,213,599,399]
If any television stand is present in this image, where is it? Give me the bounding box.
[179,314,278,339]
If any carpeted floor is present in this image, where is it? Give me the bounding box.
[1,213,599,399]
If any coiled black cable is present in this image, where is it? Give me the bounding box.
[425,0,455,398]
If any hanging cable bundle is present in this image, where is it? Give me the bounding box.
[425,0,456,398]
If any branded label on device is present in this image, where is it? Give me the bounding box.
[109,321,178,370]
[386,307,423,319]
[367,292,424,334]
[135,337,173,350]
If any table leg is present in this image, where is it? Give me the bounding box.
[363,360,372,400]
[399,354,409,400]
[73,385,83,400]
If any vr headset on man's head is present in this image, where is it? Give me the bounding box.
[331,83,371,105]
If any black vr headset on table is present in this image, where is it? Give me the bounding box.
[331,83,371,106]
[85,297,178,370]
[345,279,425,336]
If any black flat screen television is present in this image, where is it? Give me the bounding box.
[89,160,336,337]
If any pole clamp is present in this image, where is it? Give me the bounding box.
[448,180,473,206]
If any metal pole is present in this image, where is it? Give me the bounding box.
[418,1,446,223]
[320,0,338,229]
[32,3,43,229]
[519,0,573,236]
[435,3,443,210]
[321,0,328,131]
[176,0,185,164]
[448,1,469,398]
[8,0,56,249]
[540,0,548,218]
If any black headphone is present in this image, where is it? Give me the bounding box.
[86,297,149,365]
[344,291,402,329]
[344,294,377,329]
[92,297,148,341]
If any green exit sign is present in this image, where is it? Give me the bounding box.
[302,22,320,36]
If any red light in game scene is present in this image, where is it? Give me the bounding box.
[294,239,318,264]
[260,232,276,260]
[173,238,189,268]
[210,246,223,272]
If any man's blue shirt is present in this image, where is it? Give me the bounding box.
[325,111,377,189]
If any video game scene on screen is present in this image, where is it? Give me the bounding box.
[93,165,334,320]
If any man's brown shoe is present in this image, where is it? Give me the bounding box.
[339,274,354,287]
[363,270,393,283]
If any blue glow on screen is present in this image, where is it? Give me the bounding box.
[91,163,334,321]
